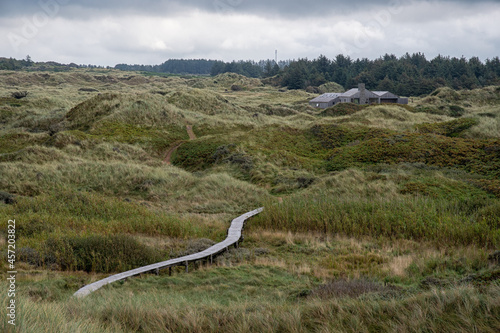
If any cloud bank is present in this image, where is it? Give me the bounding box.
[0,0,499,66]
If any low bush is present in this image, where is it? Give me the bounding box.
[310,124,393,149]
[326,133,500,178]
[0,131,49,154]
[11,91,28,99]
[42,234,164,273]
[65,93,121,131]
[172,139,224,171]
[415,118,479,137]
[320,103,368,117]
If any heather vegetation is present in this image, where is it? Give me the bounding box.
[0,68,499,332]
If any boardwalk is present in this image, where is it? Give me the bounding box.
[74,207,264,298]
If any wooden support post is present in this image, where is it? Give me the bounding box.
[185,261,189,273]
[155,268,159,276]
[210,254,213,264]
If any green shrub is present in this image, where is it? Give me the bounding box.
[310,124,393,149]
[412,105,445,115]
[326,133,500,178]
[320,103,368,117]
[0,131,49,154]
[43,234,164,273]
[172,139,224,171]
[65,93,121,131]
[245,104,298,117]
[415,118,479,137]
[449,105,465,117]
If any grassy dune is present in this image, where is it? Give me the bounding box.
[0,69,499,332]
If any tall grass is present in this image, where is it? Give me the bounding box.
[253,193,500,247]
[0,296,116,333]
[2,276,498,333]
[0,161,268,214]
[0,191,211,239]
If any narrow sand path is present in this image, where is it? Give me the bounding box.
[186,125,196,140]
[163,142,183,165]
[163,125,197,165]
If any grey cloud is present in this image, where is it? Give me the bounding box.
[1,0,499,66]
[3,0,496,19]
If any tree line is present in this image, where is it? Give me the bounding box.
[0,56,34,70]
[280,54,500,95]
[115,59,288,78]
[115,59,218,75]
[113,54,500,95]
[3,54,500,96]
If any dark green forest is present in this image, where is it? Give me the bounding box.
[116,59,285,78]
[2,53,500,96]
[112,54,500,95]
[115,59,218,75]
[279,54,500,96]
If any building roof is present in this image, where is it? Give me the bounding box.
[310,93,342,103]
[309,85,401,104]
[372,91,398,98]
[342,88,359,97]
[341,88,379,99]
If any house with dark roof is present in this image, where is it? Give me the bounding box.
[309,83,408,108]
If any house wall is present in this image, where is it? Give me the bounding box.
[310,102,332,108]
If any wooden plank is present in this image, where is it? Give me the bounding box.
[73,207,263,298]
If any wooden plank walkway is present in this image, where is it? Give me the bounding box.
[73,207,264,298]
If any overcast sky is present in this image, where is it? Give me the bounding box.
[1,0,499,66]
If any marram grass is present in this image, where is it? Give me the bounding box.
[253,194,500,247]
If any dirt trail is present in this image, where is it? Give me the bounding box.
[163,142,183,165]
[164,125,196,165]
[186,125,196,140]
